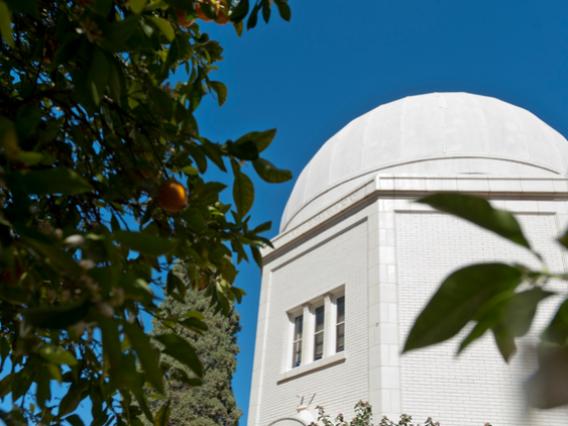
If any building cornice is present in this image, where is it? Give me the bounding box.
[262,175,568,265]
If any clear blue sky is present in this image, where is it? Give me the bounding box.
[194,1,568,423]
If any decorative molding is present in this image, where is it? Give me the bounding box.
[277,352,347,384]
[262,175,568,264]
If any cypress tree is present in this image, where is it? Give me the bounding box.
[150,276,242,425]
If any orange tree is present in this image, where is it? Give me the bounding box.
[0,0,291,424]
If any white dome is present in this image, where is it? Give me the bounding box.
[281,92,568,232]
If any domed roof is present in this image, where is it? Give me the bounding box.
[281,92,568,232]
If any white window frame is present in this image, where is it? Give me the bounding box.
[285,286,345,371]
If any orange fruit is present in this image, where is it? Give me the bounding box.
[157,180,188,213]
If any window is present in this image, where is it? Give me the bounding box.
[335,296,345,352]
[292,314,303,368]
[286,288,345,371]
[313,305,325,360]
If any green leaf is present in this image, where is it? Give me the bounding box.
[0,116,18,159]
[108,60,124,105]
[235,129,276,152]
[233,170,254,218]
[0,1,14,47]
[39,345,78,366]
[491,287,552,363]
[542,298,568,345]
[123,321,164,393]
[0,375,13,398]
[200,140,227,171]
[4,0,38,17]
[89,49,111,106]
[24,299,90,329]
[557,228,568,251]
[127,0,145,14]
[503,287,553,337]
[179,311,208,333]
[149,16,174,41]
[246,3,259,29]
[261,0,271,23]
[231,0,249,22]
[492,324,517,362]
[403,263,523,352]
[458,315,494,355]
[16,151,44,166]
[35,374,51,410]
[46,364,62,382]
[227,140,259,160]
[153,400,170,426]
[114,231,177,256]
[0,337,9,370]
[275,0,291,21]
[9,168,92,195]
[64,415,85,426]
[251,220,272,234]
[251,245,262,267]
[154,333,203,377]
[98,317,122,371]
[253,158,292,183]
[458,288,552,356]
[418,193,532,252]
[22,236,83,275]
[209,81,227,106]
[0,408,27,426]
[59,382,87,417]
[128,372,154,422]
[91,0,113,15]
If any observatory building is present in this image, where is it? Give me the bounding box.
[248,92,568,425]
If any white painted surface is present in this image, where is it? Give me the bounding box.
[250,217,370,425]
[281,93,568,231]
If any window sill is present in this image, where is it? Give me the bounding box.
[277,352,346,384]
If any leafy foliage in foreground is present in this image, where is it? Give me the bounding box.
[147,267,241,426]
[310,401,456,426]
[0,0,291,424]
[403,192,568,409]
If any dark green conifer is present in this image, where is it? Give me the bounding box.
[150,269,241,426]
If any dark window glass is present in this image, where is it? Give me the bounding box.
[293,341,302,367]
[294,315,303,339]
[336,322,345,352]
[315,306,324,332]
[292,314,303,368]
[336,296,345,353]
[336,296,345,323]
[314,331,324,360]
[314,305,325,360]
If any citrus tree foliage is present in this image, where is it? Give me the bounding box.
[147,267,241,426]
[403,193,568,410]
[310,401,442,426]
[0,0,291,424]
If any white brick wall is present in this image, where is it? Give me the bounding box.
[250,216,371,425]
[250,177,568,426]
[395,207,568,425]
